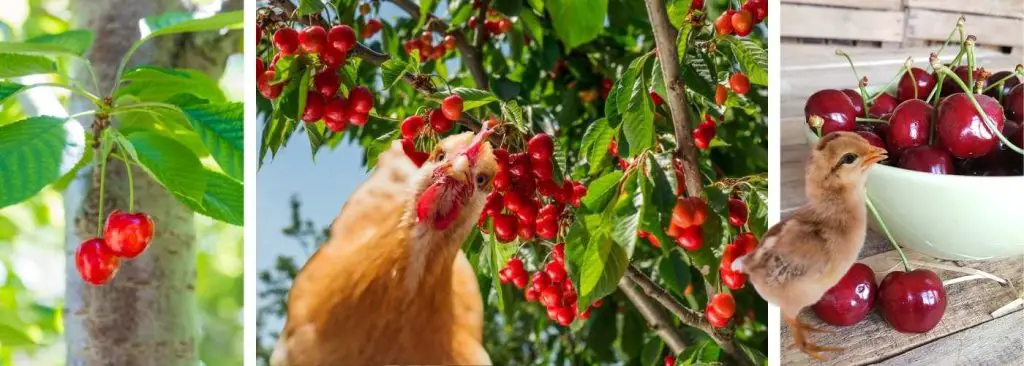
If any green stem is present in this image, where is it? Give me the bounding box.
[865,195,910,272]
[9,82,102,105]
[835,50,870,114]
[119,141,135,212]
[95,130,109,237]
[932,17,964,65]
[67,110,99,120]
[980,72,1020,94]
[855,117,889,124]
[966,38,976,91]
[934,66,1024,155]
[868,65,906,103]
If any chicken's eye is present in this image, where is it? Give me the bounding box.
[840,153,858,165]
[475,174,490,187]
[435,152,446,161]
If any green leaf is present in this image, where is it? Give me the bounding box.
[0,53,56,78]
[666,0,694,29]
[181,169,243,226]
[0,324,35,346]
[25,30,94,56]
[581,170,623,211]
[621,55,654,155]
[117,66,225,103]
[437,87,499,111]
[366,130,400,170]
[270,55,300,85]
[180,103,243,180]
[658,250,691,295]
[0,116,85,209]
[123,132,207,204]
[306,122,327,159]
[380,58,409,90]
[527,0,545,12]
[611,172,641,258]
[565,214,628,310]
[417,0,439,31]
[580,118,616,176]
[681,48,716,102]
[518,9,544,48]
[142,10,243,38]
[500,100,525,131]
[547,0,608,50]
[143,11,194,33]
[0,41,85,59]
[296,0,327,16]
[641,336,666,366]
[0,81,25,104]
[730,38,768,86]
[296,67,313,123]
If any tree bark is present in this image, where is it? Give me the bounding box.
[64,0,240,364]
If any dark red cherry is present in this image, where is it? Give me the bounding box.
[898,145,954,174]
[878,269,946,333]
[940,65,985,98]
[812,263,876,326]
[897,67,936,102]
[886,99,933,153]
[841,89,865,117]
[984,71,1021,100]
[937,93,1005,159]
[869,92,898,118]
[1004,84,1022,124]
[855,131,887,151]
[804,89,857,135]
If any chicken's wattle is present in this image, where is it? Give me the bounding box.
[417,182,463,230]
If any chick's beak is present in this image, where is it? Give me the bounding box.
[861,147,888,168]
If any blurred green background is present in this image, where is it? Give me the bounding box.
[0,0,243,364]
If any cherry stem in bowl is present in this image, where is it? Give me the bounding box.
[933,16,965,60]
[855,117,888,124]
[865,195,911,272]
[932,65,1024,155]
[867,61,907,103]
[980,66,1024,94]
[836,49,870,114]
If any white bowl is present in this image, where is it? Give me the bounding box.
[803,128,1024,260]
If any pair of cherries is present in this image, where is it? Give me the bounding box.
[813,263,947,333]
[75,211,155,285]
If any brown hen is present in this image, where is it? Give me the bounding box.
[271,129,497,366]
[732,131,887,360]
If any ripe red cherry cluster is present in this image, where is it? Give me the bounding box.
[705,293,736,328]
[75,211,155,285]
[360,18,382,39]
[664,196,708,251]
[813,263,947,333]
[714,1,768,37]
[399,95,465,167]
[693,114,718,150]
[468,8,513,38]
[403,31,456,62]
[498,245,605,326]
[719,198,755,289]
[478,133,587,243]
[258,23,377,133]
[805,61,1022,176]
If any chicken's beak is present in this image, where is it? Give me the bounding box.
[444,127,493,184]
[861,147,888,168]
[461,126,493,167]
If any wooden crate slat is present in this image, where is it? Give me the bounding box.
[781,4,905,42]
[906,9,1024,47]
[782,0,902,11]
[905,0,1024,20]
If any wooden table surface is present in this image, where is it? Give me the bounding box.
[779,44,1024,365]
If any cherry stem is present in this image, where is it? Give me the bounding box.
[119,142,135,212]
[932,16,965,64]
[835,49,870,114]
[927,47,967,104]
[933,66,1024,155]
[966,37,976,91]
[908,62,919,100]
[95,131,109,238]
[867,63,906,103]
[855,117,888,124]
[865,196,911,272]
[979,71,1019,95]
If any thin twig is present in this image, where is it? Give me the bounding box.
[618,277,689,355]
[643,0,703,198]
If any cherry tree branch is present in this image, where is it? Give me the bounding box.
[618,278,689,354]
[385,0,490,89]
[643,0,703,198]
[624,266,750,365]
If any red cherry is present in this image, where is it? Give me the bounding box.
[554,306,575,326]
[401,138,428,166]
[531,271,551,292]
[324,97,350,125]
[328,25,356,52]
[715,84,728,106]
[804,89,857,135]
[429,109,453,133]
[878,269,947,333]
[298,25,327,53]
[720,268,746,290]
[273,28,300,55]
[441,95,464,121]
[693,120,716,150]
[540,287,562,307]
[731,10,753,37]
[709,293,736,319]
[320,46,347,69]
[468,16,479,29]
[855,131,887,151]
[706,306,729,327]
[75,238,120,285]
[730,73,750,95]
[527,133,554,161]
[443,34,456,50]
[401,115,425,139]
[812,263,877,326]
[532,160,553,182]
[258,71,283,99]
[841,89,865,117]
[493,214,518,243]
[714,10,735,35]
[103,210,155,258]
[650,90,664,106]
[507,257,524,269]
[937,93,1005,158]
[545,261,566,284]
[869,92,898,118]
[670,197,707,229]
[257,58,265,77]
[553,243,565,263]
[512,274,527,289]
[507,153,532,179]
[301,91,326,122]
[1003,84,1023,124]
[887,99,933,153]
[675,225,703,251]
[735,232,758,254]
[493,169,511,191]
[898,145,954,174]
[497,18,513,34]
[897,67,936,102]
[365,18,383,35]
[348,86,374,114]
[525,287,540,302]
[984,71,1021,100]
[664,355,676,366]
[727,198,747,227]
[314,71,340,98]
[940,65,985,98]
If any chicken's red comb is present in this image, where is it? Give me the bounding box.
[462,125,493,165]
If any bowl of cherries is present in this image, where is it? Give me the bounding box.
[803,44,1023,260]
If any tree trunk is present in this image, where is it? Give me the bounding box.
[63,0,240,364]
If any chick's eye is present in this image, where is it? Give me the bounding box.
[435,152,446,161]
[475,174,489,187]
[840,153,858,165]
